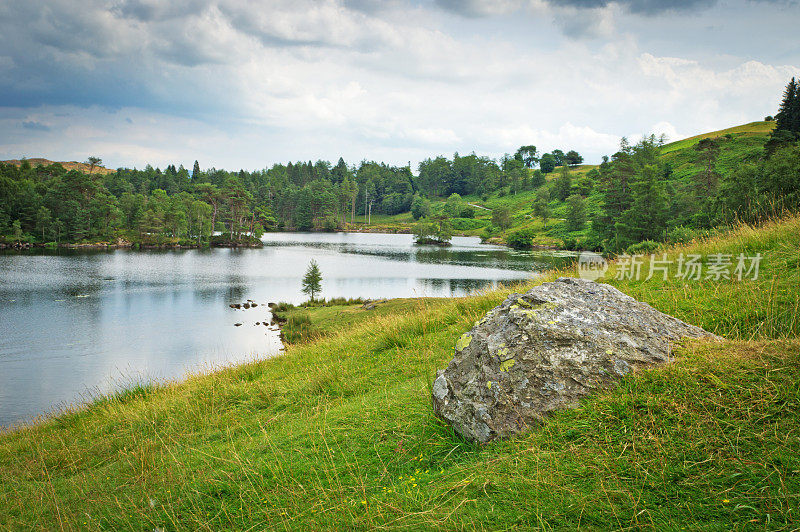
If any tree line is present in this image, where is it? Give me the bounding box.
[0,143,586,244]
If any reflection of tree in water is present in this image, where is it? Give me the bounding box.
[419,278,521,296]
[225,274,247,303]
[414,248,577,273]
[260,235,577,275]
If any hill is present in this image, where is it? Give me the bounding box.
[1,214,798,529]
[1,157,116,175]
[358,120,778,249]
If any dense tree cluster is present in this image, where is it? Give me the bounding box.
[589,129,800,251]
[1,144,585,244]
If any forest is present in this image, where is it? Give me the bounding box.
[1,79,798,251]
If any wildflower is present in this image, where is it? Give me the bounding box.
[723,499,730,503]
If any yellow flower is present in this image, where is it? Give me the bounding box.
[723,499,730,503]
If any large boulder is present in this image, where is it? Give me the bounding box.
[432,277,718,443]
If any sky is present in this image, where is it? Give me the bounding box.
[1,0,798,171]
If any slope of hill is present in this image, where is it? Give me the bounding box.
[1,158,116,175]
[660,121,776,154]
[1,214,797,529]
[359,121,777,249]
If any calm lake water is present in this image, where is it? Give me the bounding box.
[0,232,574,428]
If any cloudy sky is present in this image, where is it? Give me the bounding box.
[1,0,798,171]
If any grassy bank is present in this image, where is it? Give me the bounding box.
[1,215,798,530]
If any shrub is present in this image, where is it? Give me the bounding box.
[459,205,476,218]
[667,226,698,244]
[626,240,662,255]
[507,229,536,250]
[451,218,486,231]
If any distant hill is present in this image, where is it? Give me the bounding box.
[1,158,116,175]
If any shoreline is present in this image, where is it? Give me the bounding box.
[0,229,568,252]
[0,240,263,251]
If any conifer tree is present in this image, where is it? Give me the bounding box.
[616,164,668,245]
[775,77,799,135]
[301,260,323,301]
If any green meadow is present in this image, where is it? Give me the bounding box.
[1,213,798,530]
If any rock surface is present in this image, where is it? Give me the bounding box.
[432,277,718,443]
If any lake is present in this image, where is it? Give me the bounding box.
[0,232,574,428]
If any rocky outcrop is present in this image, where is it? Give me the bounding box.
[432,277,718,443]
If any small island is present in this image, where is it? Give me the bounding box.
[412,218,453,246]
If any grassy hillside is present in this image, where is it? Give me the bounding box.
[1,158,116,175]
[660,121,775,154]
[1,214,798,530]
[358,121,777,249]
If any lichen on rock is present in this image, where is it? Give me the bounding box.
[431,277,718,443]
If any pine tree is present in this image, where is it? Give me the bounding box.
[301,260,323,301]
[616,164,668,246]
[192,160,201,180]
[766,78,799,155]
[775,78,798,133]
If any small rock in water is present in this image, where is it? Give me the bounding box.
[255,322,261,325]
[234,323,242,327]
[432,277,718,443]
[243,303,251,309]
[251,302,258,307]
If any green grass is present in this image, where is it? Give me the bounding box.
[278,298,452,344]
[1,215,799,530]
[660,121,775,154]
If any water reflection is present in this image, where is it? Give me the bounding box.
[0,232,574,427]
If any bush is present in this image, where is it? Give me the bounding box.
[667,226,698,244]
[321,217,338,232]
[507,229,536,250]
[459,205,476,218]
[450,218,486,231]
[271,301,295,312]
[626,240,662,255]
[299,297,366,308]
